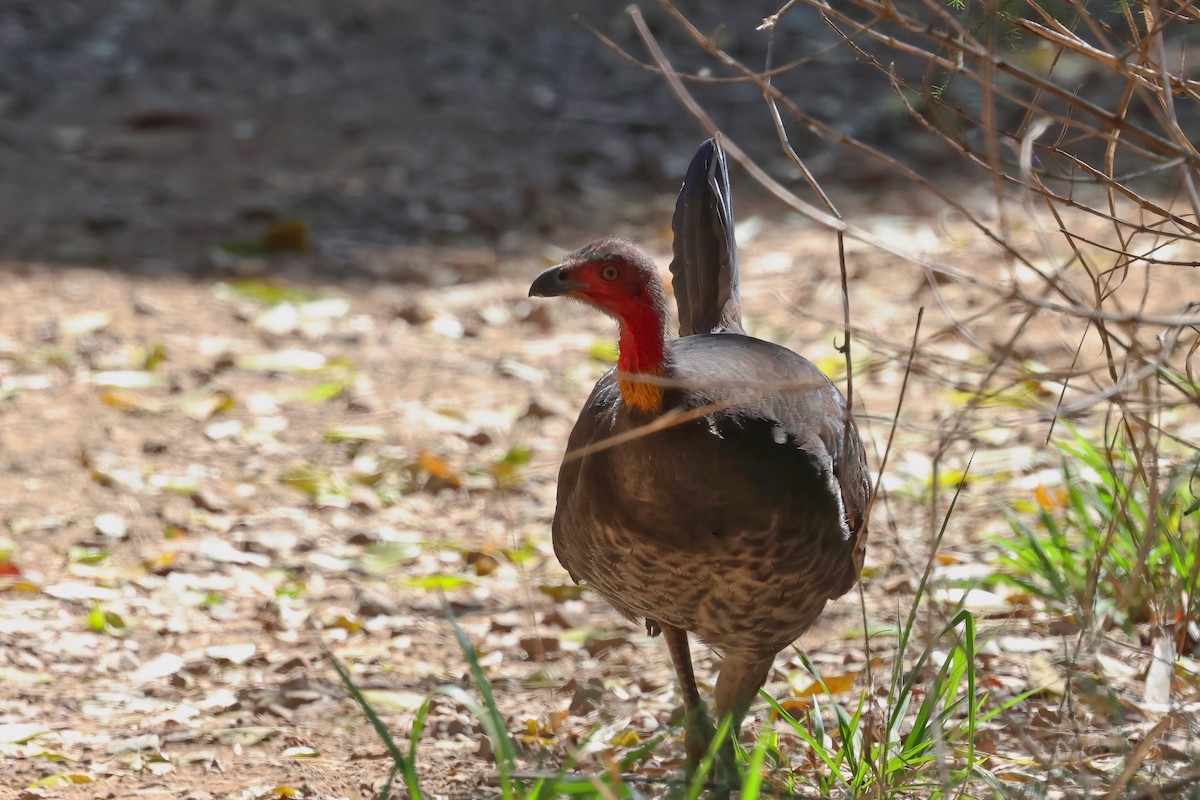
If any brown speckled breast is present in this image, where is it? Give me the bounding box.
[573,520,841,656]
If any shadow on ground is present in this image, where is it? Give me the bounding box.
[0,0,952,283]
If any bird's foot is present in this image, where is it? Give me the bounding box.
[682,709,739,779]
[710,737,740,790]
[682,706,715,772]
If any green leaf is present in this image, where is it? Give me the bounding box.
[499,542,538,564]
[361,542,422,576]
[179,389,236,421]
[587,340,619,363]
[358,690,428,712]
[91,370,166,389]
[399,574,476,591]
[278,463,329,497]
[68,546,109,565]
[281,746,320,758]
[237,349,328,373]
[537,583,585,602]
[489,445,533,487]
[289,380,346,404]
[0,723,49,744]
[60,311,112,338]
[0,667,50,685]
[217,278,321,306]
[28,773,93,789]
[141,341,167,371]
[85,603,127,635]
[324,425,385,443]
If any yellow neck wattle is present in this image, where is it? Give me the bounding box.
[619,373,664,413]
[615,308,667,414]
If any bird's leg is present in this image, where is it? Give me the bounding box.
[661,623,714,771]
[712,652,775,780]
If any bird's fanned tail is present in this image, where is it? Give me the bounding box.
[669,138,743,337]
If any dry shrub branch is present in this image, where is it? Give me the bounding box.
[617,0,1200,793]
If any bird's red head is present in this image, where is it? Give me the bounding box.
[529,238,671,412]
[529,238,667,320]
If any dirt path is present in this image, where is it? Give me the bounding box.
[0,211,938,796]
[0,196,1160,798]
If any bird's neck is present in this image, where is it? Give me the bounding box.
[616,305,669,413]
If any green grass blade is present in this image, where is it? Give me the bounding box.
[441,600,519,800]
[684,714,733,800]
[619,729,672,769]
[955,609,978,773]
[409,695,433,767]
[739,729,771,800]
[377,766,400,800]
[321,642,423,799]
[442,599,518,769]
[762,694,845,779]
[1018,513,1074,605]
[832,701,861,780]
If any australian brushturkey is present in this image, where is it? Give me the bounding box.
[529,139,870,773]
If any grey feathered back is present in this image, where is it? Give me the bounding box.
[669,139,744,337]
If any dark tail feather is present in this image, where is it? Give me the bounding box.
[669,138,743,336]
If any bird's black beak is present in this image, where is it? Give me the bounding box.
[528,264,584,298]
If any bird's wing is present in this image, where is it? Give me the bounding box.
[809,391,872,559]
[670,335,871,578]
[669,138,743,336]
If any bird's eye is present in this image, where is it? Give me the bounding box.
[599,263,620,282]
